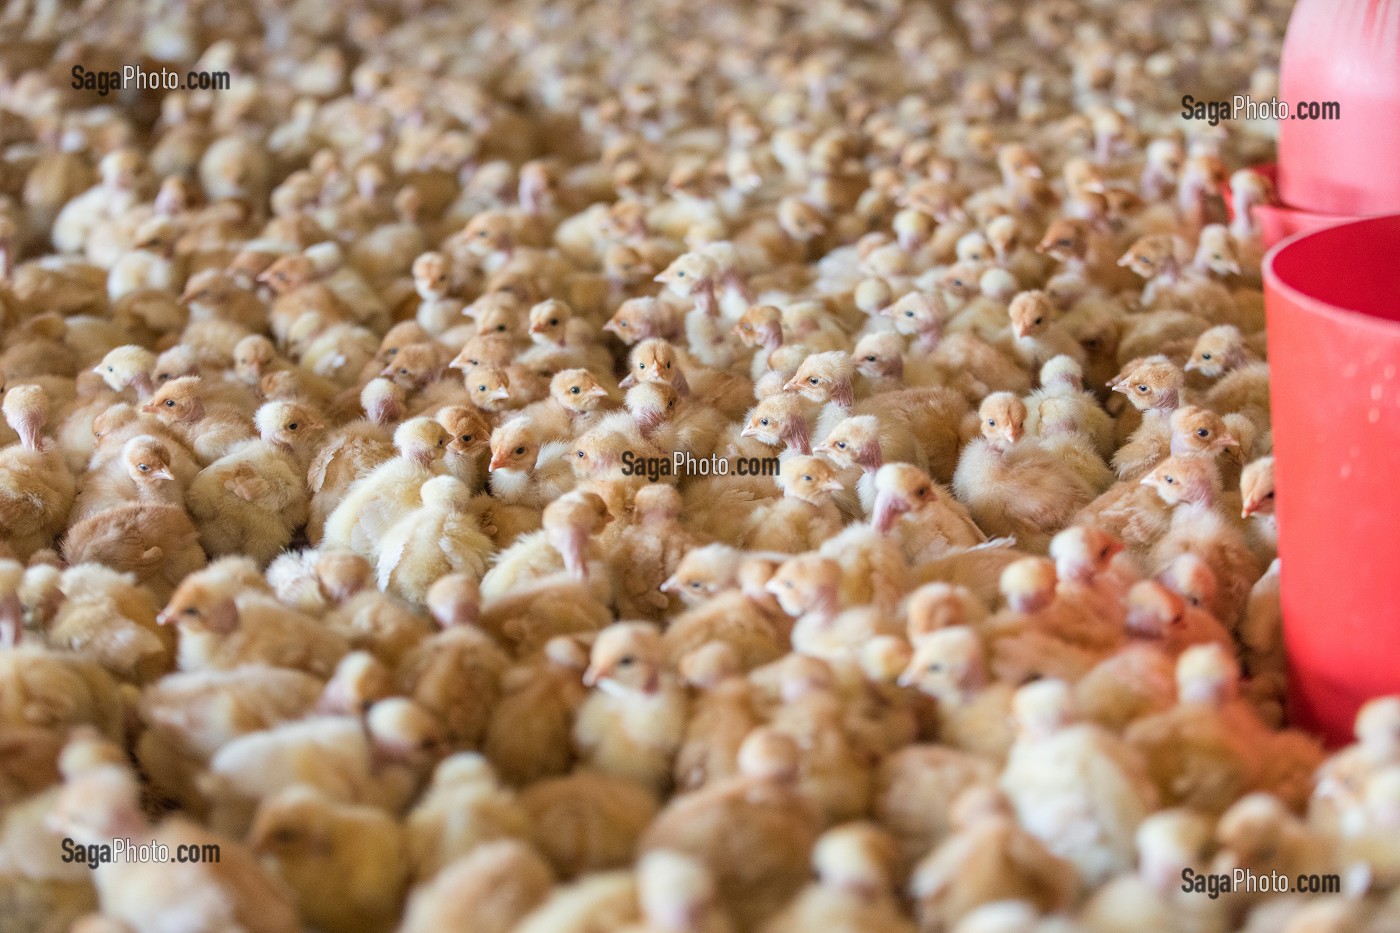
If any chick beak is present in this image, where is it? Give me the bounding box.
[490,388,510,401]
[872,491,909,534]
[619,373,637,388]
[488,452,509,470]
[659,577,679,595]
[1183,359,1200,372]
[151,466,175,481]
[653,272,670,284]
[528,321,546,334]
[781,377,802,393]
[740,423,758,439]
[140,400,160,414]
[581,665,601,687]
[895,666,918,689]
[1013,322,1030,339]
[1241,498,1260,518]
[1214,434,1239,450]
[155,609,176,626]
[585,386,609,400]
[602,319,621,335]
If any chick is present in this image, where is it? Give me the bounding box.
[1002,290,1086,370]
[159,557,348,676]
[622,849,734,933]
[1000,680,1159,886]
[321,417,450,559]
[874,461,987,562]
[610,484,709,620]
[404,752,530,882]
[248,785,408,933]
[640,730,821,932]
[306,378,404,543]
[520,770,662,879]
[487,416,577,511]
[482,638,591,786]
[44,563,174,684]
[376,476,494,605]
[899,626,1015,761]
[1239,456,1277,564]
[910,786,1078,933]
[741,455,846,553]
[394,620,510,749]
[480,489,613,598]
[574,622,689,795]
[762,823,915,933]
[71,433,190,521]
[398,840,554,933]
[953,393,1096,552]
[0,385,78,560]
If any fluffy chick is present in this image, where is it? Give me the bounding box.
[376,476,494,605]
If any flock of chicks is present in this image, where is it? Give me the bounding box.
[1,0,1398,931]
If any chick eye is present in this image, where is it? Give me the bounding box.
[808,376,819,384]
[576,450,585,458]
[802,474,812,481]
[619,320,629,327]
[1201,352,1212,360]
[287,422,299,431]
[495,325,506,332]
[618,655,636,666]
[916,487,928,498]
[904,310,915,317]
[138,463,150,472]
[836,441,846,449]
[865,355,876,362]
[674,270,685,278]
[1265,491,1274,500]
[477,385,486,391]
[514,446,525,455]
[549,318,559,326]
[987,418,996,426]
[1164,475,1175,484]
[927,663,943,673]
[760,418,769,426]
[1195,428,1209,438]
[689,581,701,588]
[638,363,645,370]
[183,607,199,616]
[570,386,581,394]
[1099,546,1109,558]
[386,348,398,357]
[1057,238,1071,247]
[461,434,473,442]
[164,399,176,407]
[106,366,114,372]
[399,368,409,375]
[1033,317,1043,325]
[1136,384,1148,393]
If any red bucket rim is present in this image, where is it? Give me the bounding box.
[1263,212,1400,336]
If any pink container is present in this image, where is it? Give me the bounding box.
[1264,214,1400,747]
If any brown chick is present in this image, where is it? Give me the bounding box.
[44,563,175,684]
[640,729,821,932]
[763,822,915,933]
[575,622,689,795]
[248,785,409,933]
[741,455,846,553]
[142,376,256,465]
[898,626,1015,762]
[398,840,553,933]
[63,501,206,605]
[0,385,78,560]
[519,769,661,880]
[909,786,1078,933]
[609,484,709,620]
[404,752,530,883]
[482,637,591,786]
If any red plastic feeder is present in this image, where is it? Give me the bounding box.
[1264,214,1400,747]
[1250,0,1400,247]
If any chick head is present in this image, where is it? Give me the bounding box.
[544,490,611,579]
[94,345,157,393]
[1216,793,1292,870]
[367,698,447,763]
[1036,218,1088,261]
[778,455,842,504]
[1176,643,1240,705]
[255,401,324,451]
[906,583,986,639]
[899,625,987,697]
[853,333,903,381]
[488,418,537,472]
[1,383,47,447]
[99,148,144,190]
[625,380,678,438]
[1012,679,1076,739]
[121,435,175,484]
[393,417,450,468]
[1000,557,1057,614]
[1141,455,1219,506]
[602,244,652,286]
[232,335,277,384]
[1137,809,1215,895]
[637,850,721,931]
[741,394,809,452]
[142,376,204,424]
[767,554,840,618]
[382,343,446,391]
[623,338,686,394]
[1356,697,1400,751]
[654,252,716,295]
[813,822,899,897]
[462,367,510,413]
[47,764,145,844]
[432,406,488,458]
[1193,225,1241,277]
[784,351,855,405]
[603,296,661,343]
[1049,526,1124,584]
[854,277,894,315]
[318,651,392,715]
[872,462,938,534]
[248,785,340,860]
[1125,580,1186,641]
[1039,354,1084,391]
[776,196,826,241]
[661,544,743,605]
[420,475,471,512]
[1110,356,1183,412]
[1169,406,1237,455]
[411,251,451,297]
[882,290,944,337]
[985,214,1020,256]
[1007,290,1055,341]
[733,304,782,348]
[379,322,434,367]
[256,253,315,294]
[571,426,634,477]
[1158,553,1218,611]
[315,551,372,604]
[1117,234,1183,279]
[425,574,481,630]
[859,635,912,686]
[527,299,573,346]
[737,728,801,783]
[978,392,1026,446]
[1185,325,1247,377]
[158,572,239,633]
[460,211,515,254]
[550,369,609,412]
[584,622,665,696]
